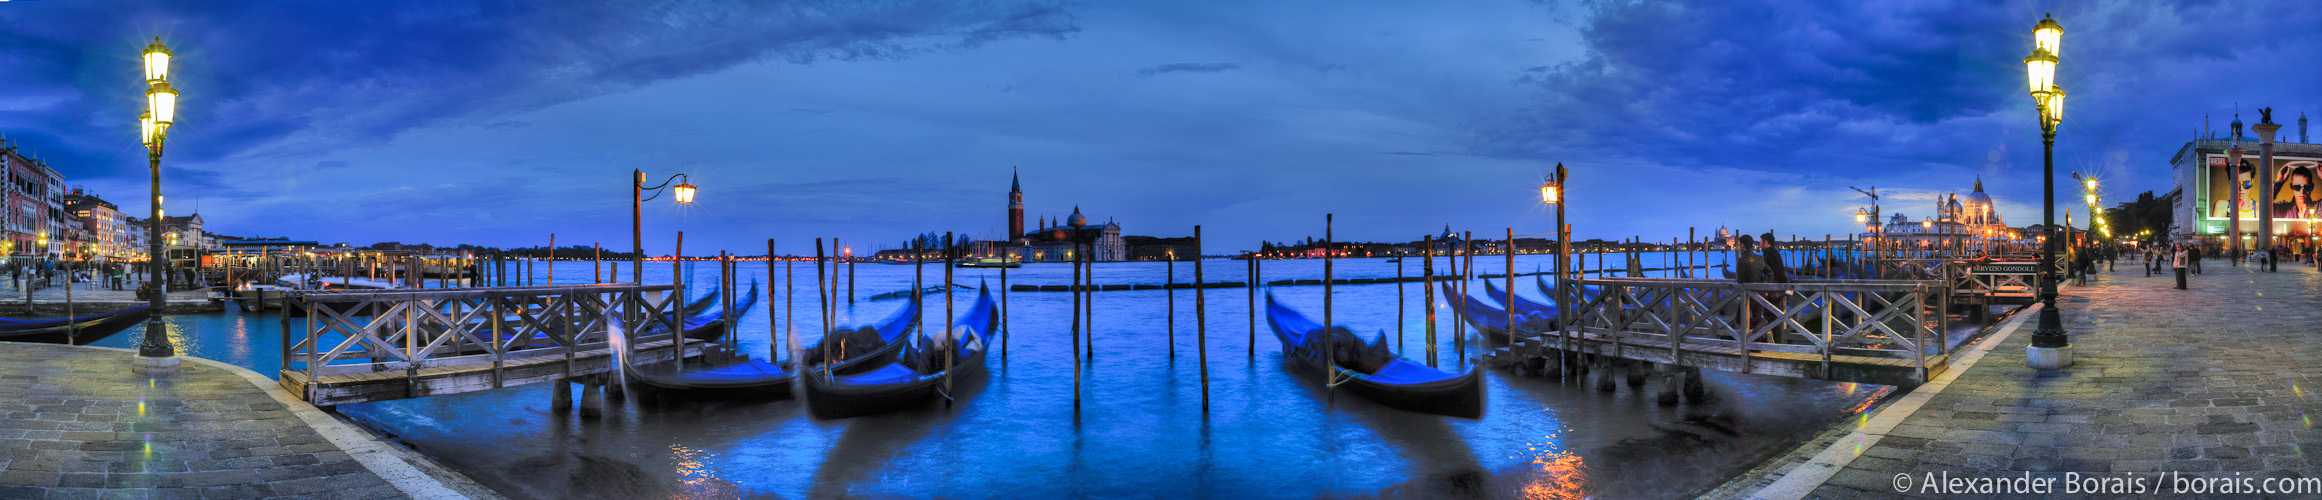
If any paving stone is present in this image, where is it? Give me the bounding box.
[0,344,410,499]
[1733,265,2322,498]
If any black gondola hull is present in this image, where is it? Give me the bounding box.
[0,306,153,345]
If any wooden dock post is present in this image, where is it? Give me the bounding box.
[1166,253,1175,361]
[999,252,1008,362]
[913,240,923,364]
[1423,235,1436,368]
[1505,228,1516,350]
[672,232,685,371]
[1396,252,1405,355]
[1324,215,1335,402]
[1194,225,1207,413]
[766,240,779,363]
[594,243,602,284]
[847,244,855,304]
[943,232,955,406]
[1246,250,1256,358]
[815,239,830,378]
[1083,241,1093,362]
[1070,234,1082,414]
[1460,231,1473,367]
[780,239,789,360]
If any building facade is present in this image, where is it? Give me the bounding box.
[1864,179,2023,249]
[65,188,126,260]
[2168,115,2321,253]
[0,138,66,256]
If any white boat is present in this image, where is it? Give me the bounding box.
[277,273,401,290]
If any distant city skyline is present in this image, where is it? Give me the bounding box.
[0,1,2317,255]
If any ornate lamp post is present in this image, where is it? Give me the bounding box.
[2024,14,2071,369]
[135,37,181,375]
[630,171,695,285]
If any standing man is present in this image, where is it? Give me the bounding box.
[2189,244,2203,275]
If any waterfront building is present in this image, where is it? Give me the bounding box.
[1020,207,1125,262]
[0,137,67,257]
[65,188,128,260]
[1863,179,2023,249]
[2167,114,2321,252]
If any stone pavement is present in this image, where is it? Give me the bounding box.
[0,343,470,500]
[1740,260,2322,498]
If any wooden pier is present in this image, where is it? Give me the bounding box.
[278,283,703,406]
[1482,277,1962,387]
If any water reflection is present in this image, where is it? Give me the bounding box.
[92,255,1894,499]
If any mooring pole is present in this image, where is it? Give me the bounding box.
[767,239,779,363]
[1397,252,1405,355]
[1423,235,1437,368]
[1247,250,1257,358]
[1167,254,1175,361]
[1000,252,1009,362]
[780,239,789,362]
[1194,225,1208,413]
[1506,228,1517,349]
[815,239,830,380]
[594,243,602,284]
[547,234,556,286]
[1324,215,1335,400]
[1084,241,1094,362]
[944,232,955,407]
[1070,234,1082,414]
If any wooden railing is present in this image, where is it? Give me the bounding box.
[280,283,680,403]
[1554,277,1947,382]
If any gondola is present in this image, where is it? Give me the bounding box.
[799,295,922,376]
[1266,294,1482,419]
[0,306,153,345]
[675,281,758,342]
[802,286,998,419]
[1443,282,1555,346]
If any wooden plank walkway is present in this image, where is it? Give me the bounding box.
[277,283,691,407]
[1485,332,1948,387]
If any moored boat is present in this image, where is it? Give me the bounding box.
[1265,294,1483,419]
[0,306,154,345]
[803,286,998,419]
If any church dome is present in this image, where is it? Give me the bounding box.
[1067,207,1087,228]
[1962,179,1995,210]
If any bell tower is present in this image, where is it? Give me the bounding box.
[1007,168,1025,243]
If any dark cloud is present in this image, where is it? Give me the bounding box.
[1137,62,1242,76]
[0,0,1082,178]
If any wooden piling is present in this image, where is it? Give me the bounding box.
[1423,235,1436,368]
[1324,214,1335,402]
[1194,225,1207,413]
[914,241,924,364]
[595,243,603,284]
[815,238,830,379]
[780,239,789,362]
[847,245,855,304]
[1246,251,1256,358]
[1070,235,1082,413]
[1000,254,1009,362]
[767,240,779,364]
[1083,242,1093,361]
[944,232,955,406]
[1505,228,1516,349]
[1166,255,1175,361]
[672,232,685,370]
[1396,252,1404,355]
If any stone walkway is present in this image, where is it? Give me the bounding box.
[1741,260,2322,498]
[0,343,464,500]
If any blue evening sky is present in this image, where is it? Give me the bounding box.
[0,0,2315,255]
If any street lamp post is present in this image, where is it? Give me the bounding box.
[630,170,695,285]
[135,37,181,375]
[1542,163,1571,366]
[2023,15,2071,369]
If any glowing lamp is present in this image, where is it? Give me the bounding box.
[2024,49,2057,95]
[673,182,696,204]
[147,82,178,127]
[140,112,157,147]
[1540,183,1560,204]
[2033,15,2062,57]
[142,38,171,83]
[1922,219,1933,229]
[1855,209,1868,224]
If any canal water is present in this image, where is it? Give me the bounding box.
[92,252,1900,499]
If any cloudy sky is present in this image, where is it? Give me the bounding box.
[0,0,2315,255]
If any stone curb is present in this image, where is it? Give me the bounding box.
[70,345,470,500]
[1745,303,2042,500]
